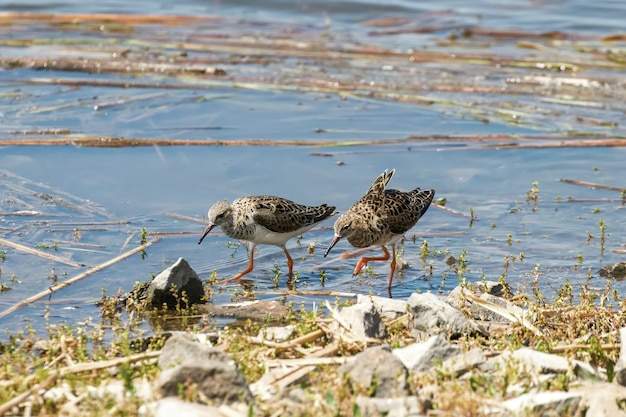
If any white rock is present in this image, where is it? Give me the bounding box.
[43,383,75,402]
[356,294,407,320]
[393,335,460,373]
[502,391,582,416]
[407,292,475,338]
[158,332,231,370]
[334,298,387,340]
[257,325,296,342]
[486,347,571,375]
[339,345,407,398]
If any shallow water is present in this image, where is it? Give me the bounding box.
[0,0,625,335]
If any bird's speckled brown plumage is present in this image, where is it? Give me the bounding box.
[199,195,335,284]
[324,169,435,295]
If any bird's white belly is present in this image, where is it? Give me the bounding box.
[252,225,313,246]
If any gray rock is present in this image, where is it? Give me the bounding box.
[407,292,474,338]
[339,345,408,398]
[393,335,461,373]
[356,294,407,320]
[146,258,204,308]
[336,298,387,340]
[483,347,568,375]
[158,332,229,370]
[157,332,253,405]
[615,327,626,386]
[501,391,582,417]
[484,347,602,380]
[355,395,427,417]
[157,365,252,405]
[510,347,569,374]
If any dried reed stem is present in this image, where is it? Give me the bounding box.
[0,238,160,319]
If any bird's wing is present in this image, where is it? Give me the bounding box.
[384,189,435,234]
[252,197,334,234]
[364,169,395,197]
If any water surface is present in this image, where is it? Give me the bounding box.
[0,0,624,335]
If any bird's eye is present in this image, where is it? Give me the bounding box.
[341,223,351,231]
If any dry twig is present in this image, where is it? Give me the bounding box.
[0,238,160,319]
[560,178,626,192]
[0,237,85,267]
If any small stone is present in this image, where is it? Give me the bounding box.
[407,292,475,338]
[157,364,252,405]
[356,294,407,320]
[393,335,461,373]
[157,332,253,405]
[335,298,387,340]
[258,325,296,343]
[145,258,204,308]
[510,348,569,374]
[339,345,408,398]
[501,391,582,416]
[483,347,569,375]
[483,346,601,381]
[158,332,229,370]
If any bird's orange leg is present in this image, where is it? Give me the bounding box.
[283,247,294,282]
[353,246,390,276]
[387,244,397,292]
[220,244,256,284]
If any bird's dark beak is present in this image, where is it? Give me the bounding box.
[324,235,342,257]
[198,223,216,245]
